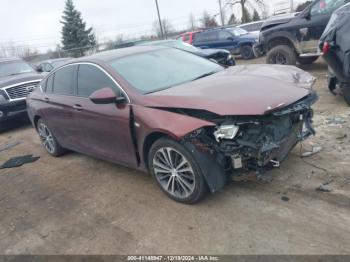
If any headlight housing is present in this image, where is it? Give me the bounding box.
[214,125,239,142]
[0,93,7,103]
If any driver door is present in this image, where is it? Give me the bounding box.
[299,0,346,53]
[72,64,137,167]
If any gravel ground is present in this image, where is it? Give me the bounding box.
[0,57,349,255]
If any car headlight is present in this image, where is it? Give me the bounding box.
[214,125,239,142]
[0,93,7,103]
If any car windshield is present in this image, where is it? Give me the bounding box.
[109,48,223,94]
[0,61,34,78]
[228,27,248,36]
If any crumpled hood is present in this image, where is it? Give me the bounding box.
[198,48,229,57]
[142,65,315,116]
[0,72,44,89]
[262,12,299,29]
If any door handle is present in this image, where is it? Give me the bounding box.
[44,97,50,102]
[73,104,83,111]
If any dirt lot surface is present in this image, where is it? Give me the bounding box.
[0,58,349,255]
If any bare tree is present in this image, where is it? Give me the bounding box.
[227,0,265,23]
[189,13,196,31]
[201,11,218,28]
[153,19,175,38]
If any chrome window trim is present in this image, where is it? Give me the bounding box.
[1,80,42,102]
[45,62,131,103]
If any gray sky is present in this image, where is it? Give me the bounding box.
[0,0,304,51]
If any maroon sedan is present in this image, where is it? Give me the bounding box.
[27,46,317,204]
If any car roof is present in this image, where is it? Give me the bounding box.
[80,45,168,62]
[38,58,73,64]
[0,57,23,63]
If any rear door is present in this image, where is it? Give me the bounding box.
[72,64,137,167]
[193,31,218,49]
[41,65,81,149]
[299,0,346,53]
[216,30,237,51]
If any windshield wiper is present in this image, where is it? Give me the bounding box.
[9,73,23,76]
[192,71,218,81]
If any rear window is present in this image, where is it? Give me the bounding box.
[52,65,76,95]
[194,31,218,43]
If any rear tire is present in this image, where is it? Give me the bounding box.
[266,45,297,65]
[297,56,319,65]
[36,119,66,157]
[148,137,209,204]
[240,45,255,60]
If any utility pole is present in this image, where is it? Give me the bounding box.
[290,0,294,12]
[219,0,225,26]
[155,0,165,39]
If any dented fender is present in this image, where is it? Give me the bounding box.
[131,104,216,169]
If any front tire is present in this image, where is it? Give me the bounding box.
[266,45,297,65]
[240,45,255,60]
[36,119,66,157]
[148,138,208,204]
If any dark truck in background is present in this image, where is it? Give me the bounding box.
[320,3,350,105]
[255,0,349,65]
[0,58,44,128]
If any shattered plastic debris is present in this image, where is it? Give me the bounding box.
[0,155,40,169]
[316,184,333,192]
[301,146,323,158]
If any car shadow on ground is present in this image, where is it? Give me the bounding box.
[0,117,31,135]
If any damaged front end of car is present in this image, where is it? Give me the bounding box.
[181,91,318,182]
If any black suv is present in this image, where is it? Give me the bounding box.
[0,58,44,126]
[255,0,348,65]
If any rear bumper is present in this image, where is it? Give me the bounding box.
[0,99,27,122]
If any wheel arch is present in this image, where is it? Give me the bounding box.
[142,131,173,169]
[267,34,298,52]
[33,115,41,129]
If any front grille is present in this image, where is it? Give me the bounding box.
[4,81,39,100]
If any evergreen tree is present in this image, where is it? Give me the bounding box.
[61,0,96,57]
[242,7,252,23]
[252,9,261,21]
[227,13,238,25]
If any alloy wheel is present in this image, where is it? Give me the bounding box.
[275,52,287,65]
[38,122,56,154]
[153,147,196,199]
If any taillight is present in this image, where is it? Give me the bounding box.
[322,42,331,54]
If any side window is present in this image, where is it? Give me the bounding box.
[77,64,118,97]
[44,64,53,72]
[45,74,54,93]
[52,65,76,95]
[311,0,345,15]
[207,31,219,41]
[219,31,233,40]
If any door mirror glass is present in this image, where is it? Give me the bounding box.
[36,65,43,73]
[89,87,117,104]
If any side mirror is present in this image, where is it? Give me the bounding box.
[89,87,117,104]
[227,36,234,41]
[36,65,43,73]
